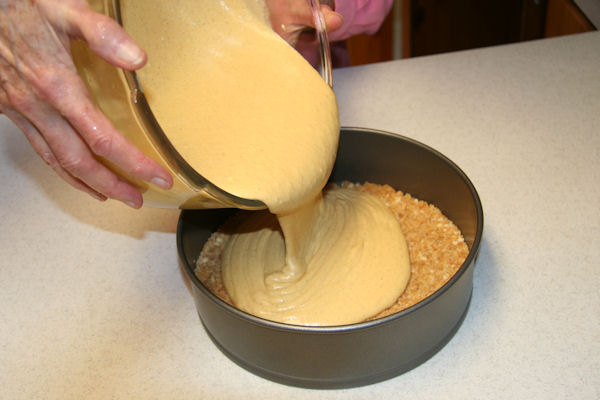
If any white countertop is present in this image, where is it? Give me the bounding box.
[1,32,599,399]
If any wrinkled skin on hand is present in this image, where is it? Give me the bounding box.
[0,0,173,208]
[266,0,342,45]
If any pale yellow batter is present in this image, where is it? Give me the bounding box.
[122,0,410,325]
[222,186,410,325]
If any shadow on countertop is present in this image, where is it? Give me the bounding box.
[1,120,180,238]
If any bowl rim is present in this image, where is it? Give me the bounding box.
[177,126,484,333]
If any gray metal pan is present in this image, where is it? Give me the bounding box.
[177,127,484,388]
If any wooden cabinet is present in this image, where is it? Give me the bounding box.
[545,0,595,37]
[345,0,596,66]
[407,0,542,57]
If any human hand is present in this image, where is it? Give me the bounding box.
[0,0,173,208]
[266,0,343,46]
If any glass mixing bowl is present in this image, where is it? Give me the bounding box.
[73,0,332,209]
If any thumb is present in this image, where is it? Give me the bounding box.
[321,6,344,34]
[72,8,147,70]
[35,0,147,70]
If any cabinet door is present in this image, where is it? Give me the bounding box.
[545,0,595,37]
[408,0,545,57]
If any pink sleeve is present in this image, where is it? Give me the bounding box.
[328,0,394,42]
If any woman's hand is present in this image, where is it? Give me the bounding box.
[0,0,173,208]
[266,0,343,46]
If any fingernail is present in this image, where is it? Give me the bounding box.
[124,200,140,209]
[117,41,145,67]
[151,176,171,190]
[90,192,107,201]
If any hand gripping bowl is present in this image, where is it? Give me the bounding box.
[177,127,484,389]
